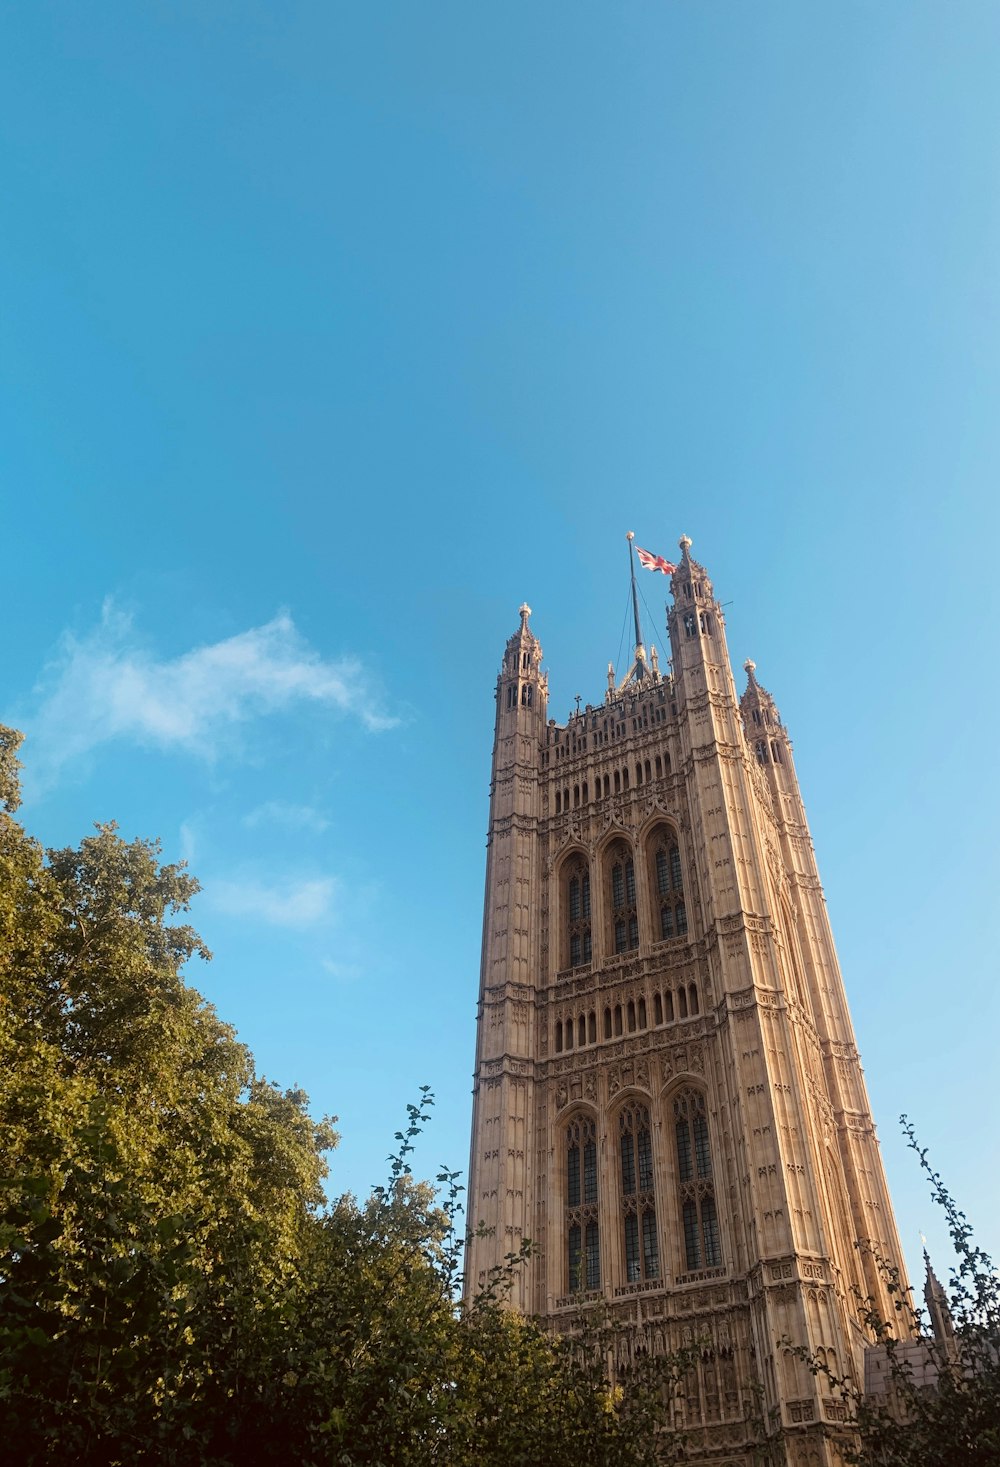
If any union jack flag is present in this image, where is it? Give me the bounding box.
[635,546,677,575]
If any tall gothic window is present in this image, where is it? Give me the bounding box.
[566,1115,600,1292]
[609,841,638,954]
[673,1089,722,1271]
[566,858,592,968]
[618,1103,659,1283]
[651,828,688,941]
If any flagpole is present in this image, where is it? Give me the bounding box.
[626,531,646,680]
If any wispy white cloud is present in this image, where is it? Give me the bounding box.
[243,800,330,833]
[321,957,362,981]
[21,601,396,787]
[179,819,201,866]
[208,873,339,928]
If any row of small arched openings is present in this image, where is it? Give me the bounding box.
[555,754,671,814]
[505,682,534,709]
[681,609,713,638]
[554,982,701,1053]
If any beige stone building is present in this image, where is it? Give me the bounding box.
[466,535,910,1466]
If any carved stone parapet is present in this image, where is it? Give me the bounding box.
[479,1056,535,1082]
[554,1289,601,1310]
[673,1264,727,1288]
[786,1398,816,1423]
[613,1277,665,1298]
[482,980,536,1001]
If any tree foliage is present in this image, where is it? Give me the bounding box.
[0,729,689,1465]
[788,1119,1000,1467]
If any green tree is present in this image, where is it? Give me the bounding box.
[787,1120,1000,1467]
[0,734,336,1461]
[0,726,692,1465]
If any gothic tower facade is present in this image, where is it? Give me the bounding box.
[466,538,910,1467]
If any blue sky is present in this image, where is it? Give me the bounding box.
[3,2,999,1296]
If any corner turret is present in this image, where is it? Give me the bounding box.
[498,603,548,727]
[666,534,726,690]
[740,659,787,770]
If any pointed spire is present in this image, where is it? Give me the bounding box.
[669,532,716,609]
[741,658,780,725]
[499,603,547,714]
[922,1243,955,1345]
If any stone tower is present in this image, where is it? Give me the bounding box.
[466,537,910,1466]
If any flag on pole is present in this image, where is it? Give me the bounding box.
[635,546,677,575]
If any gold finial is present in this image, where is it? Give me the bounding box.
[626,530,635,541]
[519,603,532,626]
[679,534,692,552]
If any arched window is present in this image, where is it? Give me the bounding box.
[650,828,687,943]
[566,858,592,969]
[566,1115,600,1292]
[609,841,639,953]
[603,1006,612,1039]
[673,1089,722,1271]
[618,1103,659,1282]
